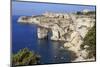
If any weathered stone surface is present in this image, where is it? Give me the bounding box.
[18,11,95,61]
[37,27,48,39]
[18,12,95,41]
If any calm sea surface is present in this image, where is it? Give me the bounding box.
[12,15,75,64]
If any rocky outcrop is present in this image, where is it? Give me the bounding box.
[18,11,96,61]
[37,27,48,39]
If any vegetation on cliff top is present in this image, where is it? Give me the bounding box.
[12,48,40,66]
[76,11,95,15]
[81,23,96,59]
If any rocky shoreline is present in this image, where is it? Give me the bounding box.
[18,11,96,62]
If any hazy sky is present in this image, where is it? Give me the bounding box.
[12,1,95,16]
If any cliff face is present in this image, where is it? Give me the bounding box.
[18,12,95,41]
[18,11,95,61]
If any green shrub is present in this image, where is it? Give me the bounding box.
[12,48,40,66]
[81,23,96,59]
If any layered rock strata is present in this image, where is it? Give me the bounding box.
[18,11,95,61]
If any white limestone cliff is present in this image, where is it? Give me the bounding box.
[37,27,48,39]
[18,11,95,62]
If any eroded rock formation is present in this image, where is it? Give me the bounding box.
[37,27,48,39]
[18,11,96,61]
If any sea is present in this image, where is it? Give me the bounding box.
[12,15,76,64]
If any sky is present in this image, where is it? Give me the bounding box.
[12,1,95,16]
